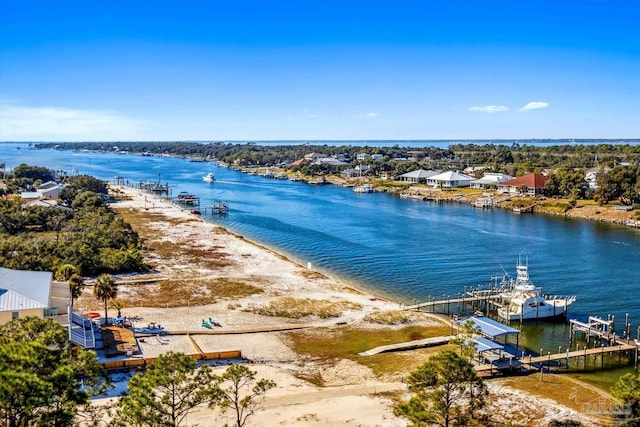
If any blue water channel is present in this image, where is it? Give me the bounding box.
[2,143,640,359]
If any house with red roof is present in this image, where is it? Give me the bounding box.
[498,173,548,195]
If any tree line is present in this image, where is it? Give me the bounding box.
[32,142,640,205]
[0,164,146,275]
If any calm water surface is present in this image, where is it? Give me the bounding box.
[2,143,640,370]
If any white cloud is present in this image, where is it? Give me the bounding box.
[468,105,509,113]
[353,112,380,120]
[519,101,549,112]
[0,102,148,141]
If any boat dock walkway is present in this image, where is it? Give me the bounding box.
[358,335,455,356]
[404,293,503,312]
[476,339,638,374]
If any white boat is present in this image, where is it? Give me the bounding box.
[202,172,215,182]
[353,183,375,193]
[497,258,576,321]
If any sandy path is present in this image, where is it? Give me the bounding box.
[84,185,606,427]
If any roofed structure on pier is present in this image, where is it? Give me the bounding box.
[465,336,505,353]
[458,316,520,340]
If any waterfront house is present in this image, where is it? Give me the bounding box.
[398,169,437,184]
[311,157,348,167]
[0,267,69,325]
[36,181,62,198]
[498,173,548,195]
[427,170,474,188]
[470,173,514,189]
[341,165,370,178]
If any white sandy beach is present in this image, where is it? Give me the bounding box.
[79,185,604,427]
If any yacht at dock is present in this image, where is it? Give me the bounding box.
[497,257,576,321]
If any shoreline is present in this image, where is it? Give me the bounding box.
[83,184,609,426]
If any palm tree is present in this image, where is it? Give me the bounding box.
[68,273,85,309]
[93,274,117,324]
[55,264,79,282]
[109,299,126,318]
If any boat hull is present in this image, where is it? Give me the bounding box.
[498,305,570,321]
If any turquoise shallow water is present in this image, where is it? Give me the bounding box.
[2,143,640,362]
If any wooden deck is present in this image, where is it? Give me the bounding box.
[359,335,455,356]
[404,294,502,311]
[102,326,139,357]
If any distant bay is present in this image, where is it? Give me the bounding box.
[2,142,640,356]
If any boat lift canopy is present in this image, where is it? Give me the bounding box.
[458,316,520,339]
[458,316,521,355]
[465,337,504,353]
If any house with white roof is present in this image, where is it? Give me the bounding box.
[19,181,63,202]
[0,267,69,325]
[470,173,514,189]
[311,157,348,167]
[427,171,475,188]
[398,169,437,184]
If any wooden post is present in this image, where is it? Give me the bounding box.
[539,348,544,381]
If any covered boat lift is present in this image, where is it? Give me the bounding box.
[459,317,522,373]
[457,315,521,352]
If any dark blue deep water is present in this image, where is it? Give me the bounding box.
[2,143,640,357]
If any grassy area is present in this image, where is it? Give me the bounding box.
[116,209,235,269]
[284,324,453,380]
[243,297,362,319]
[497,373,613,425]
[363,310,412,325]
[109,277,263,308]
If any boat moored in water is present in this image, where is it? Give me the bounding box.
[353,183,376,193]
[497,257,576,321]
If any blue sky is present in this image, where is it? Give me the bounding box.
[1,0,639,141]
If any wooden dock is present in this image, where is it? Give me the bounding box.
[475,340,638,374]
[404,293,503,312]
[359,335,455,356]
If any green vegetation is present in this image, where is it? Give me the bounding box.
[114,354,275,427]
[610,371,640,425]
[114,352,221,427]
[243,297,362,319]
[35,142,640,206]
[394,349,487,427]
[285,325,452,379]
[216,363,276,427]
[0,317,107,427]
[363,310,412,325]
[0,166,146,275]
[93,273,118,324]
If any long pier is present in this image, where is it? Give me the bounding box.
[404,293,503,312]
[476,341,638,374]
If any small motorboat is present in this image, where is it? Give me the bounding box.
[191,209,201,215]
[203,172,215,182]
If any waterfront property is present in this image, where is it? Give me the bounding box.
[426,170,474,188]
[470,172,514,189]
[0,267,68,324]
[498,172,548,195]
